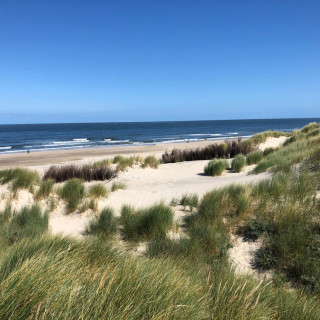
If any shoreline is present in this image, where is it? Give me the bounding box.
[0,139,236,168]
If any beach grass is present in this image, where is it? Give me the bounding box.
[35,179,55,200]
[120,203,174,241]
[0,205,48,246]
[0,168,40,193]
[111,181,127,191]
[246,150,263,165]
[180,193,199,211]
[88,183,108,198]
[204,159,227,176]
[231,154,246,172]
[86,207,118,237]
[141,155,160,168]
[78,198,98,212]
[59,178,85,213]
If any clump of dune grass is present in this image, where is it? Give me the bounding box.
[116,157,135,172]
[204,159,227,176]
[44,164,116,182]
[246,150,263,165]
[162,140,255,163]
[141,155,160,169]
[231,154,246,172]
[35,179,54,200]
[120,203,174,241]
[112,155,125,163]
[263,147,275,156]
[111,181,127,192]
[254,136,319,174]
[244,130,290,146]
[180,193,199,212]
[59,178,85,213]
[0,236,210,320]
[0,168,40,193]
[0,205,48,246]
[78,198,98,213]
[91,158,111,168]
[88,183,108,198]
[86,208,118,237]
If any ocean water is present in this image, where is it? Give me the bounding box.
[0,118,319,154]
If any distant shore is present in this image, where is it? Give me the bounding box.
[0,139,235,168]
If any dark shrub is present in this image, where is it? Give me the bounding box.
[44,164,116,182]
[162,140,255,163]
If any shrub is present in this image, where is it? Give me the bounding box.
[88,184,108,198]
[180,193,199,212]
[162,140,255,163]
[86,208,118,237]
[204,159,227,176]
[35,179,54,200]
[60,179,85,213]
[120,203,174,241]
[111,181,127,192]
[0,168,40,192]
[231,155,246,172]
[141,155,160,169]
[44,165,116,182]
[246,151,263,165]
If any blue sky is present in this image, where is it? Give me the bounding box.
[0,1,319,124]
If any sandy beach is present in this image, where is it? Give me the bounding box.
[0,139,230,168]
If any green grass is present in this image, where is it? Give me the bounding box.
[141,155,160,169]
[120,203,174,241]
[204,159,227,176]
[243,130,290,146]
[179,193,199,212]
[88,183,108,198]
[263,147,276,156]
[0,236,209,320]
[116,156,135,172]
[246,150,263,165]
[111,181,127,191]
[91,158,111,168]
[0,205,48,246]
[78,198,98,212]
[35,179,54,200]
[0,168,40,193]
[86,207,118,237]
[231,154,246,172]
[59,178,85,213]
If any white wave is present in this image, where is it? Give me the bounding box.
[73,138,89,142]
[210,134,223,136]
[0,146,11,150]
[228,132,239,135]
[103,139,111,141]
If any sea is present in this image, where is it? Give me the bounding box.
[0,118,319,154]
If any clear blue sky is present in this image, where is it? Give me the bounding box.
[0,1,319,124]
